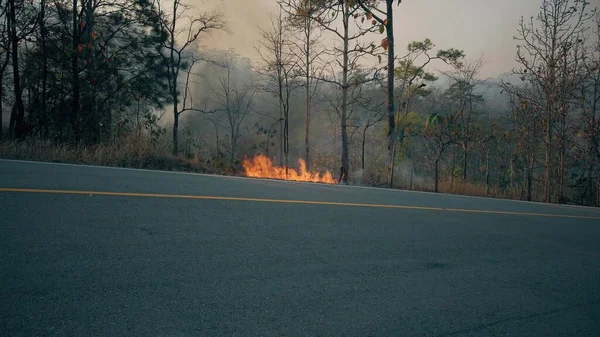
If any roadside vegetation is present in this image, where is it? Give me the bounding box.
[0,0,599,206]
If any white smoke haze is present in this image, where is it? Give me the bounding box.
[187,0,542,78]
[393,159,428,189]
[158,0,542,135]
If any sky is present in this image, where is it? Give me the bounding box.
[195,0,545,79]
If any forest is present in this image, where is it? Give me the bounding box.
[0,0,599,206]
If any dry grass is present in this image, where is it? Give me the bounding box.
[0,136,236,176]
[386,175,528,201]
[0,138,571,204]
[437,180,521,200]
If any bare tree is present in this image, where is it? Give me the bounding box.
[279,0,326,170]
[306,0,383,183]
[37,0,48,139]
[579,11,600,205]
[69,0,100,142]
[352,83,385,171]
[513,0,593,203]
[255,8,300,173]
[424,90,461,193]
[476,112,499,196]
[500,80,544,201]
[441,56,486,182]
[70,0,80,141]
[152,0,224,155]
[8,0,37,139]
[0,1,11,138]
[208,51,257,166]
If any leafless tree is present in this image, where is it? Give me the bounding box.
[208,51,257,166]
[441,56,486,182]
[500,80,544,201]
[424,90,461,193]
[513,0,593,203]
[152,0,225,155]
[579,11,600,205]
[304,0,383,183]
[8,0,37,139]
[255,8,300,173]
[351,82,385,171]
[279,0,327,170]
[0,1,11,138]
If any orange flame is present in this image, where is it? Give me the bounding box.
[242,154,336,184]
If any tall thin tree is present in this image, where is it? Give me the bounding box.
[153,0,224,155]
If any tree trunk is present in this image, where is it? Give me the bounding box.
[559,145,565,203]
[389,134,397,188]
[340,5,350,183]
[545,110,552,203]
[586,163,593,206]
[84,0,97,142]
[305,82,310,169]
[27,82,33,126]
[361,126,367,171]
[213,120,220,154]
[509,147,514,192]
[71,0,80,142]
[463,140,468,181]
[596,175,600,207]
[544,23,557,203]
[304,15,311,170]
[9,0,25,140]
[592,65,599,206]
[230,132,236,166]
[587,79,599,206]
[389,112,405,188]
[409,145,414,190]
[278,86,284,167]
[527,156,534,202]
[0,76,2,139]
[277,8,285,168]
[485,151,490,195]
[0,38,9,138]
[385,0,395,185]
[172,97,178,155]
[40,0,49,139]
[0,64,4,139]
[332,114,338,174]
[451,147,456,186]
[8,104,16,138]
[170,0,179,155]
[284,94,289,177]
[434,156,440,193]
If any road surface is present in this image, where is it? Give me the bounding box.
[1,159,599,336]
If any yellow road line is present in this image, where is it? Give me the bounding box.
[1,187,599,220]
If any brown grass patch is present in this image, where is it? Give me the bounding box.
[0,136,237,176]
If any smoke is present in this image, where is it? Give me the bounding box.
[156,0,276,128]
[190,0,277,59]
[393,159,427,189]
[187,0,537,79]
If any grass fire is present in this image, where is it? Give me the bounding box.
[242,154,336,184]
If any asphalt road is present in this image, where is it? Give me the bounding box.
[1,159,599,337]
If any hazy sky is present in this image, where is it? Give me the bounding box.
[196,0,546,78]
